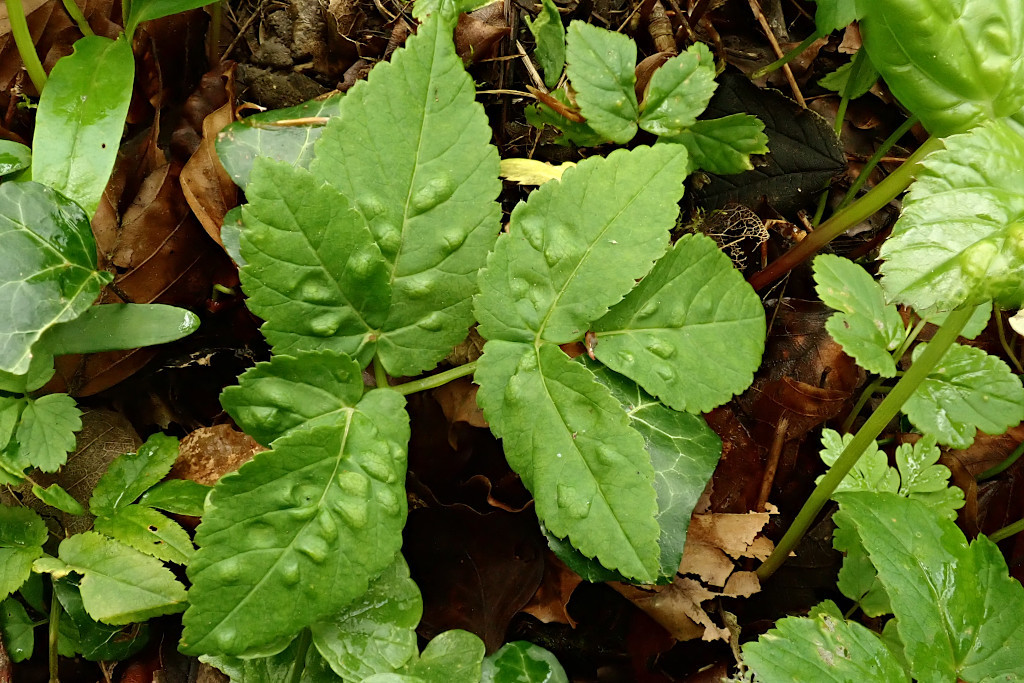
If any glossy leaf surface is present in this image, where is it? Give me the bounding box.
[35,532,187,624]
[593,234,765,413]
[663,114,768,175]
[0,141,30,177]
[819,52,879,100]
[89,433,180,516]
[137,479,211,516]
[476,145,689,344]
[39,304,199,356]
[639,43,716,137]
[813,254,905,377]
[858,0,1024,135]
[0,505,46,601]
[482,641,568,683]
[32,36,134,216]
[837,493,1024,682]
[32,483,85,515]
[205,640,339,683]
[903,342,1024,449]
[0,181,111,375]
[880,120,1024,311]
[182,391,409,656]
[221,350,364,446]
[0,598,33,662]
[311,11,501,376]
[743,600,908,682]
[93,505,193,564]
[239,160,390,366]
[525,0,565,89]
[565,21,638,143]
[312,554,422,680]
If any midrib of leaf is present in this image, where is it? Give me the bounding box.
[533,178,659,344]
[535,347,649,570]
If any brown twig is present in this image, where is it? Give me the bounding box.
[757,417,787,512]
[746,0,805,107]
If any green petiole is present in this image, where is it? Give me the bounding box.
[7,0,48,92]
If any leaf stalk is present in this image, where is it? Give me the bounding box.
[48,586,61,683]
[287,628,312,683]
[756,304,974,580]
[392,361,478,396]
[989,517,1024,544]
[7,0,48,92]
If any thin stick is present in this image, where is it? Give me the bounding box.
[757,417,787,512]
[746,0,804,107]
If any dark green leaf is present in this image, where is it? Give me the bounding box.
[32,483,85,515]
[565,21,638,143]
[89,433,180,517]
[32,36,134,216]
[220,350,365,447]
[525,0,565,89]
[0,397,22,452]
[593,234,765,413]
[0,597,34,662]
[13,393,81,472]
[0,140,30,177]
[311,11,501,376]
[39,304,199,356]
[819,51,879,100]
[0,181,111,375]
[94,505,194,564]
[481,641,568,683]
[182,391,409,656]
[0,505,46,601]
[125,0,221,37]
[136,478,210,516]
[663,114,768,175]
[639,43,716,137]
[53,577,150,661]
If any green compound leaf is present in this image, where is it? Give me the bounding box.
[239,159,391,366]
[31,483,85,516]
[38,304,199,357]
[811,0,858,33]
[221,350,364,447]
[819,52,879,100]
[0,140,30,177]
[89,433,180,517]
[858,0,1024,136]
[31,36,134,217]
[903,342,1024,449]
[836,492,1024,682]
[662,114,768,175]
[476,145,690,345]
[0,597,34,663]
[565,21,638,144]
[880,120,1024,311]
[743,599,909,683]
[12,393,81,473]
[813,254,905,377]
[0,181,112,375]
[639,43,716,137]
[312,553,422,680]
[833,515,891,617]
[94,505,194,564]
[482,641,568,683]
[137,479,211,516]
[35,532,187,625]
[181,391,409,656]
[818,428,899,495]
[311,11,501,377]
[593,233,765,413]
[216,95,342,190]
[893,435,963,518]
[475,342,660,582]
[525,0,565,89]
[524,89,607,147]
[0,505,46,601]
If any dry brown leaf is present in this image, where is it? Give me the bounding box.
[170,424,265,485]
[181,101,238,247]
[612,580,722,642]
[433,377,488,429]
[520,552,584,627]
[454,2,508,64]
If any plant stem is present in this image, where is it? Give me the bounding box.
[977,440,1024,481]
[61,0,94,36]
[287,628,311,683]
[749,135,944,292]
[837,115,919,211]
[751,30,823,79]
[756,305,974,581]
[48,586,61,683]
[393,361,477,396]
[6,0,48,92]
[373,355,388,389]
[994,307,1024,373]
[840,376,885,434]
[207,0,223,64]
[989,518,1024,544]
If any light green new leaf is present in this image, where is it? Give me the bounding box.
[593,234,765,413]
[525,0,566,89]
[32,36,134,216]
[819,51,879,100]
[0,181,112,375]
[311,11,501,376]
[743,600,909,683]
[565,21,638,143]
[38,304,199,356]
[221,350,364,447]
[903,342,1024,449]
[412,0,490,20]
[125,0,223,38]
[216,95,342,190]
[858,0,1024,135]
[13,393,81,472]
[893,436,963,518]
[0,141,30,177]
[35,532,186,625]
[181,391,409,656]
[662,114,768,175]
[482,641,568,683]
[639,43,716,137]
[94,505,194,564]
[398,630,485,682]
[813,254,905,377]
[475,342,661,582]
[0,505,46,601]
[137,479,211,516]
[0,598,34,662]
[817,428,899,495]
[240,160,391,366]
[880,120,1024,311]
[811,0,858,33]
[32,483,85,515]
[89,433,179,517]
[312,553,422,680]
[837,492,1024,682]
[524,90,608,147]
[833,515,890,617]
[476,145,689,345]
